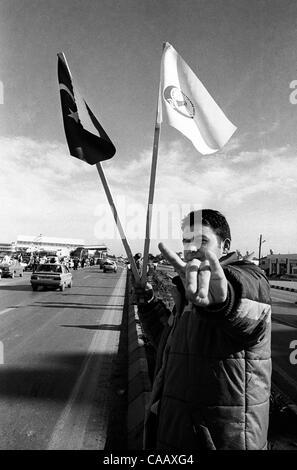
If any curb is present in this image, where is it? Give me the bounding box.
[127,273,151,450]
[270,284,297,293]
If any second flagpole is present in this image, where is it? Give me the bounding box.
[141,45,165,286]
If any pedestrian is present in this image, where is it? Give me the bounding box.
[134,253,143,276]
[134,209,271,450]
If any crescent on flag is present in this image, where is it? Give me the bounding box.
[59,83,75,102]
[57,52,116,165]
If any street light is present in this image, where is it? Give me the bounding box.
[258,234,266,264]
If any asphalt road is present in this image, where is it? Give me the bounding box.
[271,288,297,406]
[0,265,127,450]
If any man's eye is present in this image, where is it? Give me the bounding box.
[201,240,208,244]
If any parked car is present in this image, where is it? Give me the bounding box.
[30,263,72,291]
[103,259,117,273]
[0,261,24,278]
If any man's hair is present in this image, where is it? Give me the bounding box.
[181,209,231,242]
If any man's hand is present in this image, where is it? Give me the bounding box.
[158,242,228,307]
[134,281,154,305]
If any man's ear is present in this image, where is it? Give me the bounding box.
[223,238,231,253]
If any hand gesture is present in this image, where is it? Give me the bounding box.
[158,242,228,307]
[133,281,154,305]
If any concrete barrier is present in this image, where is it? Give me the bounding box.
[127,273,151,449]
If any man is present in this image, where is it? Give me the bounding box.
[134,253,143,276]
[135,209,271,450]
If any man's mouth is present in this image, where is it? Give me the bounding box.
[184,249,206,262]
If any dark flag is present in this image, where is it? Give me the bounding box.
[57,52,116,165]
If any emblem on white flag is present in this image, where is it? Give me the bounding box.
[161,43,237,155]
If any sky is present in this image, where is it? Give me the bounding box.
[1,0,297,257]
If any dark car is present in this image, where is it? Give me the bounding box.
[0,261,24,278]
[96,258,107,269]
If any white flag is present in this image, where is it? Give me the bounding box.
[161,43,237,155]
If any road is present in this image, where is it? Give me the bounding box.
[270,288,297,406]
[158,265,297,407]
[0,265,127,450]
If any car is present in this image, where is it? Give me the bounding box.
[30,263,72,291]
[102,259,117,273]
[0,260,24,278]
[96,258,106,269]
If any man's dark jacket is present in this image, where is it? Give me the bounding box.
[138,259,271,450]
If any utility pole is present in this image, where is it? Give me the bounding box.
[258,234,266,266]
[258,234,262,264]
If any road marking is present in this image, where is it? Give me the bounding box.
[0,307,15,316]
[47,270,127,450]
[0,289,55,317]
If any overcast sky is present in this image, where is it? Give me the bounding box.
[1,0,297,257]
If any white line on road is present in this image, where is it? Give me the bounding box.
[0,290,54,317]
[0,307,15,316]
[47,270,127,450]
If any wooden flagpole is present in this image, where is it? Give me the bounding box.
[96,162,140,282]
[141,52,164,286]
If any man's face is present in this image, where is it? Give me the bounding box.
[182,223,224,262]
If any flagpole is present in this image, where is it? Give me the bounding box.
[96,162,140,282]
[141,50,164,286]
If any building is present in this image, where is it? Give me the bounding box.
[70,244,108,260]
[8,235,108,261]
[0,242,16,255]
[260,253,297,276]
[16,235,85,255]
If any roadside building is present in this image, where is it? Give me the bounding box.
[0,242,16,256]
[0,237,109,267]
[260,253,297,276]
[16,235,85,255]
[82,245,108,262]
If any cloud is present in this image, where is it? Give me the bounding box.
[1,135,297,255]
[258,120,280,137]
[0,136,106,240]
